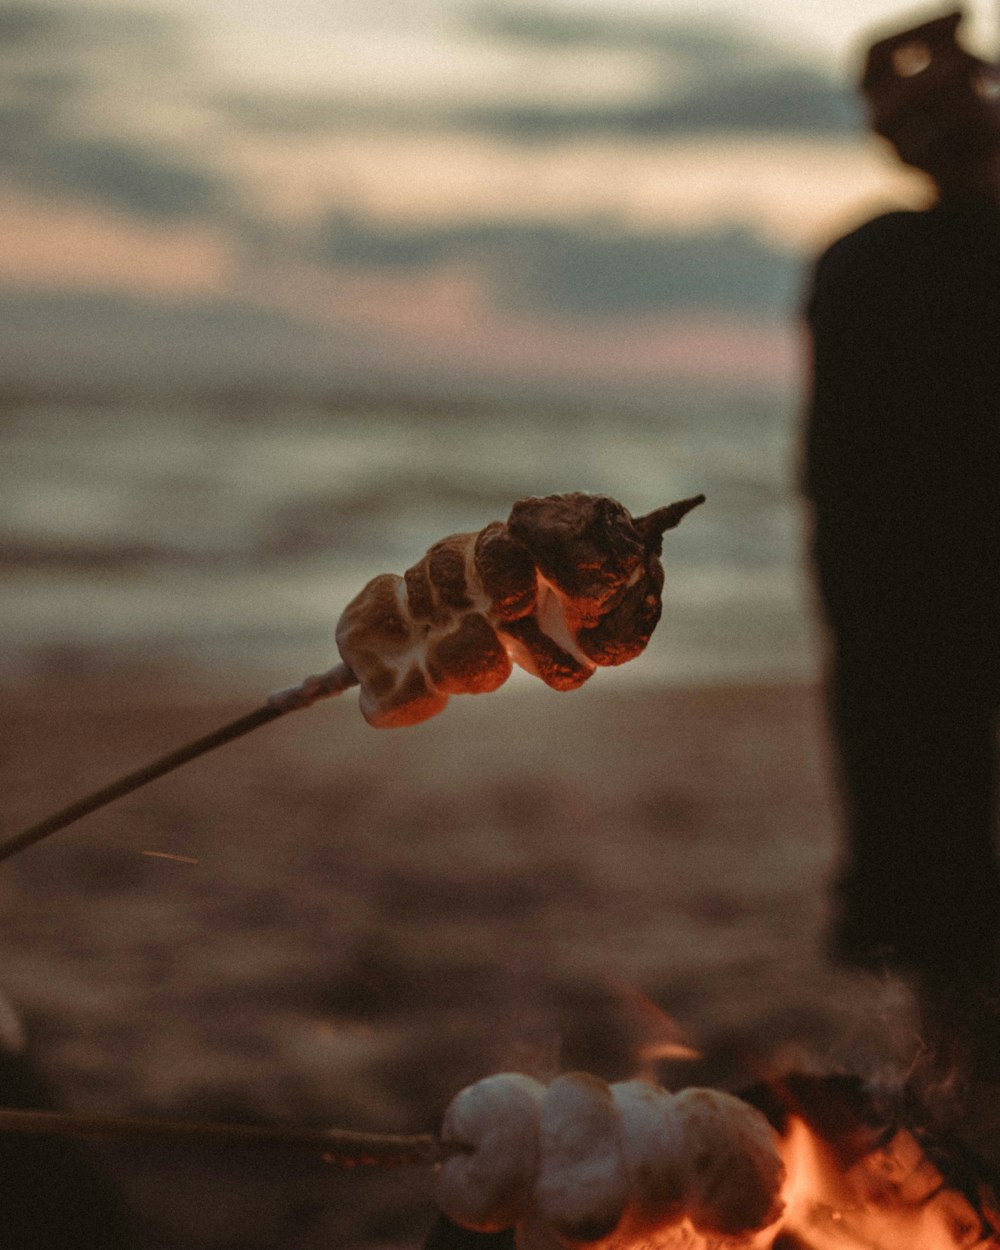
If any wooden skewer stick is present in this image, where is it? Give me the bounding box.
[0,663,359,865]
[0,1105,451,1167]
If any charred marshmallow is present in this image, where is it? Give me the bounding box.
[336,492,704,727]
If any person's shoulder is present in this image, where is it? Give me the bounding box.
[818,209,925,268]
[807,210,929,308]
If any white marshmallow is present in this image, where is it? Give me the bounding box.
[533,1073,629,1246]
[609,1079,684,1236]
[435,1073,546,1233]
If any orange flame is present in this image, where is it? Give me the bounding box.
[595,1091,1000,1248]
[605,979,702,1078]
[776,1114,999,1249]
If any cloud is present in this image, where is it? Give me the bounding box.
[0,0,225,219]
[0,285,374,395]
[465,4,767,59]
[1,124,228,221]
[455,7,859,139]
[454,65,857,140]
[34,138,225,219]
[213,6,860,143]
[0,0,858,298]
[0,1,73,44]
[312,211,801,320]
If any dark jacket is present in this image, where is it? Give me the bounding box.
[802,203,1000,652]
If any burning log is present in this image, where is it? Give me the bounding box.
[747,1073,1000,1250]
[0,490,703,860]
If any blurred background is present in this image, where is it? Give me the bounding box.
[5,4,1000,1247]
[5,0,994,688]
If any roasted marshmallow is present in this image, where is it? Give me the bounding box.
[336,492,704,727]
[671,1088,785,1237]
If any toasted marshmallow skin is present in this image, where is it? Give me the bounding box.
[533,1073,629,1246]
[609,1080,684,1237]
[335,492,704,728]
[435,1073,546,1233]
[671,1088,785,1237]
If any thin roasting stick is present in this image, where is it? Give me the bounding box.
[0,1106,453,1166]
[0,663,359,864]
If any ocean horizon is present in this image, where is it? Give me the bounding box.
[0,380,818,690]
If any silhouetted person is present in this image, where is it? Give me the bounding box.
[803,11,1000,1000]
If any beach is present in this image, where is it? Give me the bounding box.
[0,666,926,1249]
[0,370,941,1248]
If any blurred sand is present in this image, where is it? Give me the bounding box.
[0,669,925,1249]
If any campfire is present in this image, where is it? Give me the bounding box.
[1,1066,996,1249]
[428,1071,1000,1250]
[7,486,1000,1248]
[759,1074,1000,1250]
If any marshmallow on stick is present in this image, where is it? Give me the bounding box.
[436,1072,785,1249]
[532,1073,630,1245]
[0,491,703,862]
[336,492,704,728]
[436,1073,546,1232]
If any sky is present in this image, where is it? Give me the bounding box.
[2,0,994,394]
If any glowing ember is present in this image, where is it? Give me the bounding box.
[335,491,704,727]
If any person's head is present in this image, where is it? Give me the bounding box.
[860,10,1000,194]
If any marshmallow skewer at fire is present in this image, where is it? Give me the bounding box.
[435,1073,791,1249]
[0,490,705,863]
[430,1072,1000,1250]
[0,1075,785,1246]
[0,1070,995,1249]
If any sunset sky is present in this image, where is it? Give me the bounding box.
[2,0,993,393]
